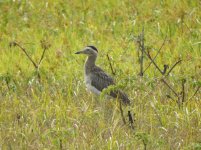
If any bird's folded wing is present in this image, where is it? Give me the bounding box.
[90,66,114,92]
[90,66,130,105]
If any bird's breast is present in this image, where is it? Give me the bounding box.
[84,73,101,95]
[84,74,91,85]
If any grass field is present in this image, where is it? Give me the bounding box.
[0,0,201,149]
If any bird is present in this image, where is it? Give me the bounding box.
[75,45,130,105]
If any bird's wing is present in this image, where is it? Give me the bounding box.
[91,66,130,105]
[90,66,115,92]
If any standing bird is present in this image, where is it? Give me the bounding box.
[75,46,134,127]
[75,46,130,104]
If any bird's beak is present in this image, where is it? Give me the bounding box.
[75,50,84,54]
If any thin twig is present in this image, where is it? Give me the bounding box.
[166,94,176,101]
[188,86,200,101]
[143,46,181,78]
[143,49,180,103]
[139,27,145,76]
[143,36,167,73]
[161,79,178,97]
[166,60,182,76]
[181,79,186,104]
[106,54,116,75]
[145,51,164,74]
[38,47,47,66]
[10,41,48,81]
[119,101,126,125]
[11,42,38,69]
[161,78,180,108]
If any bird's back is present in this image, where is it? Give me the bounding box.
[87,65,130,105]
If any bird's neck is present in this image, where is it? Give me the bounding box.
[85,55,97,71]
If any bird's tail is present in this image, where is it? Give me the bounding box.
[110,90,130,105]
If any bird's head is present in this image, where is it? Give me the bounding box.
[75,46,98,56]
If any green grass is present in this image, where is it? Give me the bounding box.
[0,0,201,149]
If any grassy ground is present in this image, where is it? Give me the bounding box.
[0,0,201,149]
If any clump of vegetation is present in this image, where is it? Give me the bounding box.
[0,0,200,149]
